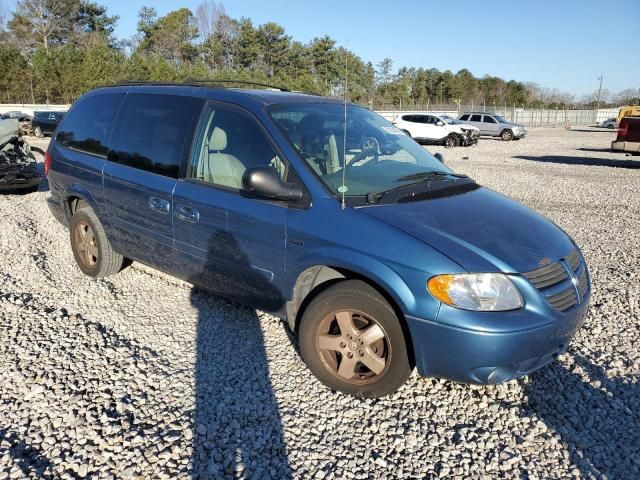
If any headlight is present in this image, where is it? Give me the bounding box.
[427,273,523,311]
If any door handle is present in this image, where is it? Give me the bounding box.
[175,205,200,223]
[149,196,170,214]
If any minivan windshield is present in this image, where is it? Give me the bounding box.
[268,103,453,200]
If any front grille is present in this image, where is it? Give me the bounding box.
[522,262,568,288]
[522,250,588,312]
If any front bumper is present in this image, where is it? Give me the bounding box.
[406,295,589,384]
[514,130,527,138]
[0,171,42,191]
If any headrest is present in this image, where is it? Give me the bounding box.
[209,127,227,151]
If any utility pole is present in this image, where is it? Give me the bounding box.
[596,75,603,111]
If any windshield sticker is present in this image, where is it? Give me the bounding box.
[337,185,349,193]
[382,126,404,135]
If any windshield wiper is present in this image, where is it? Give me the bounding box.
[366,172,471,204]
[394,171,467,182]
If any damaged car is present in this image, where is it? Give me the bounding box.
[392,112,479,147]
[0,119,43,194]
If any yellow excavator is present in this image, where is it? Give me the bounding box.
[616,105,640,124]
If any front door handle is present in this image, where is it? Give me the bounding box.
[175,205,200,223]
[149,196,170,214]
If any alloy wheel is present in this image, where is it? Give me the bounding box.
[315,309,391,384]
[73,221,98,268]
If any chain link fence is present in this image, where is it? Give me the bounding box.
[374,104,620,128]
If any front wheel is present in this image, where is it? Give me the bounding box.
[500,129,514,141]
[299,280,412,398]
[444,135,457,148]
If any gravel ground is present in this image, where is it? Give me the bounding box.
[1,128,639,480]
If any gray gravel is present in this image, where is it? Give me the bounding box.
[1,128,639,479]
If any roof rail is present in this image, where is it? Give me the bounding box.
[185,79,290,92]
[112,79,290,92]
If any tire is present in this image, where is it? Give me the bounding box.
[500,129,514,141]
[444,135,457,148]
[607,124,615,129]
[299,280,412,398]
[34,126,44,138]
[70,206,123,278]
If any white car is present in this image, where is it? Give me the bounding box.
[601,118,617,129]
[392,112,479,147]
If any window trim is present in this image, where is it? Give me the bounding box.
[182,99,311,208]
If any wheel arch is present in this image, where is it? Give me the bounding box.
[62,185,101,221]
[287,263,416,365]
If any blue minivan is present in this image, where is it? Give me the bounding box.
[46,83,590,397]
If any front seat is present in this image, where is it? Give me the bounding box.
[202,127,246,189]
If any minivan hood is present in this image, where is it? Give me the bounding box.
[361,186,574,273]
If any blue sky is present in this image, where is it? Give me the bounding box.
[6,0,640,96]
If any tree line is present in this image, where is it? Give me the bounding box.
[0,0,636,108]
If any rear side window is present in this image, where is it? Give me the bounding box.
[470,114,482,122]
[460,114,469,120]
[108,94,203,178]
[483,116,497,123]
[57,94,124,157]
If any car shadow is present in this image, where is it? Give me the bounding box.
[513,154,640,169]
[568,128,617,133]
[575,147,617,153]
[502,352,640,478]
[189,232,292,479]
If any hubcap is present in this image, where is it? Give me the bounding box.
[315,310,390,384]
[74,221,98,268]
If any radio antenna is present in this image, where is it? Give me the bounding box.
[340,44,348,209]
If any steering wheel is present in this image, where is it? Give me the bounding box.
[346,136,380,169]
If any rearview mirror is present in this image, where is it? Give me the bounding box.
[434,153,444,163]
[242,166,303,201]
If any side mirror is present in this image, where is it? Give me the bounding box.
[242,166,303,201]
[434,153,444,163]
[436,121,444,126]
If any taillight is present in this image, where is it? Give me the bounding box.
[617,122,628,140]
[44,150,52,176]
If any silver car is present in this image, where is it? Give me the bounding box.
[601,118,617,129]
[457,112,527,141]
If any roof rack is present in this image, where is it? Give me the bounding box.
[113,79,290,92]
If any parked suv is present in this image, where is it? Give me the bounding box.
[32,111,65,138]
[46,83,590,397]
[458,112,527,141]
[392,112,479,147]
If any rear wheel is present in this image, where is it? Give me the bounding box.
[70,206,123,278]
[299,280,412,398]
[500,129,514,141]
[34,126,44,138]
